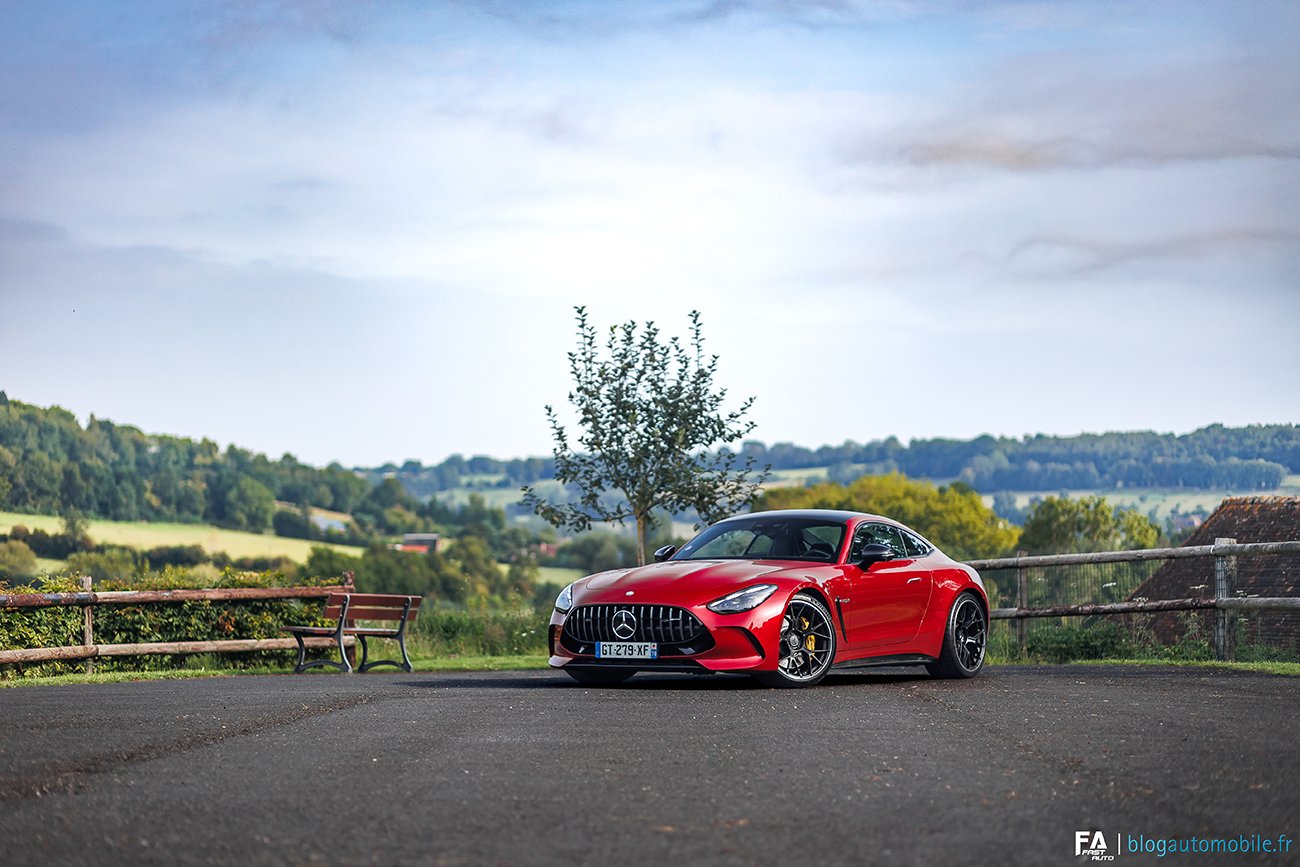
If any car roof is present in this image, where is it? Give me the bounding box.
[717,509,883,524]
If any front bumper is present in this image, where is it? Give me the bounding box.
[547,594,789,673]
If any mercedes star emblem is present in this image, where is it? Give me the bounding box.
[611,608,638,641]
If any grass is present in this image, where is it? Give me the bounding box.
[1064,658,1300,677]
[537,565,583,586]
[33,556,65,574]
[0,655,551,688]
[763,466,831,489]
[434,487,534,510]
[981,485,1300,522]
[0,510,365,565]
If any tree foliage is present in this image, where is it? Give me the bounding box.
[522,307,769,564]
[754,473,1020,560]
[0,540,37,581]
[735,425,1295,492]
[0,397,368,527]
[1017,495,1160,555]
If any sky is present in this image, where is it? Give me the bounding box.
[1,0,1297,469]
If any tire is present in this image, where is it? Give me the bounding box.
[564,667,635,686]
[752,592,837,689]
[926,591,987,679]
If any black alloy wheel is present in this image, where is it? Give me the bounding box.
[927,591,986,679]
[753,592,837,688]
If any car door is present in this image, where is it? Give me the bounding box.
[845,522,933,649]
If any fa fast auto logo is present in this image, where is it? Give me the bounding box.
[1076,831,1115,861]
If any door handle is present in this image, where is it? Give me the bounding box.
[906,577,922,584]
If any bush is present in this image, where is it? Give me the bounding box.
[413,609,547,657]
[272,509,319,541]
[0,540,37,581]
[144,544,209,568]
[15,527,90,559]
[66,546,142,582]
[1026,621,1130,663]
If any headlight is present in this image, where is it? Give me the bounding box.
[707,584,778,614]
[554,583,575,613]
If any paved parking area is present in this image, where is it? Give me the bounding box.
[0,665,1296,865]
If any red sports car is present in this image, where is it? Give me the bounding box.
[548,509,988,687]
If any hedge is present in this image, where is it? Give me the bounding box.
[0,570,339,678]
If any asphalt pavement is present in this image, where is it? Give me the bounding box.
[0,665,1296,866]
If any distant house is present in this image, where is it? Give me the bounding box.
[396,533,441,554]
[1129,496,1300,651]
[310,514,349,534]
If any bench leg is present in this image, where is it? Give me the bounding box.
[398,631,412,673]
[287,631,351,674]
[335,628,353,673]
[356,635,414,673]
[291,631,309,674]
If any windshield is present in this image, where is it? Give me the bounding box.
[673,516,847,563]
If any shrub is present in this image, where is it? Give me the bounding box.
[413,608,547,657]
[144,544,209,568]
[0,540,37,581]
[1026,621,1130,663]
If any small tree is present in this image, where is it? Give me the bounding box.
[1019,495,1159,555]
[522,307,769,565]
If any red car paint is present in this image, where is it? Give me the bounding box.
[547,509,987,680]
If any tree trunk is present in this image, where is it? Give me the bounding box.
[635,512,648,566]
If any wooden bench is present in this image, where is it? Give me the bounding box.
[282,593,422,673]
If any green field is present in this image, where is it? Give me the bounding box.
[536,566,582,586]
[0,511,365,565]
[983,481,1300,522]
[761,467,832,488]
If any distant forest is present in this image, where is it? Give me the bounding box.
[366,426,1296,499]
[1,392,1295,532]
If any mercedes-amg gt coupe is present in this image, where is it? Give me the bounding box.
[548,509,988,688]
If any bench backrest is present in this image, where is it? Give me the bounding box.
[323,593,422,624]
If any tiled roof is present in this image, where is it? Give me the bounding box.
[1129,496,1300,648]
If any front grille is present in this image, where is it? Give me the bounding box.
[564,604,705,645]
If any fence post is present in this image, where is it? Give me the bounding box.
[1213,537,1237,662]
[1015,550,1028,658]
[81,574,94,674]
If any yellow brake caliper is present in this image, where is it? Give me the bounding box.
[799,616,816,652]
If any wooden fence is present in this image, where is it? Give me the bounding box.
[0,576,354,669]
[966,539,1300,661]
[5,541,1299,670]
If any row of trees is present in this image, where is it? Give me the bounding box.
[0,393,370,529]
[303,538,540,608]
[755,475,1161,559]
[3,385,1291,547]
[355,424,1297,501]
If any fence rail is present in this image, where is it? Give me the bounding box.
[0,579,354,669]
[967,539,1300,662]
[966,539,1300,570]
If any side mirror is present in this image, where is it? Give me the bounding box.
[856,543,896,568]
[653,545,677,563]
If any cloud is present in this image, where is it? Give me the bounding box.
[1006,230,1300,278]
[3,1,1299,462]
[847,30,1300,175]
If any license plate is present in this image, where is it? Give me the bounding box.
[596,642,658,659]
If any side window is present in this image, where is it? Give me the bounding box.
[901,530,931,557]
[851,523,905,558]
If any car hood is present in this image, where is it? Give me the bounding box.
[573,559,819,606]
